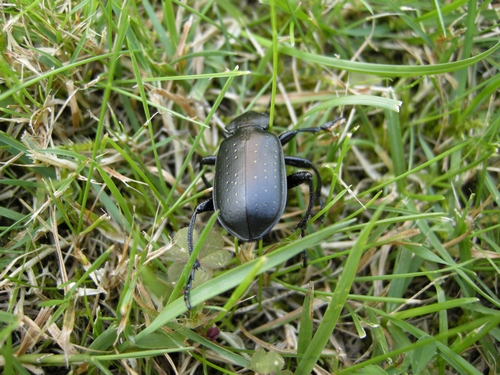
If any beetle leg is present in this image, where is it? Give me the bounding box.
[286,171,315,267]
[278,117,343,146]
[199,156,217,188]
[185,198,215,309]
[285,156,325,222]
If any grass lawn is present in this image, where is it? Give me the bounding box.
[1,1,499,374]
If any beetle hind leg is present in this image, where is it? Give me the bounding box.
[185,198,215,309]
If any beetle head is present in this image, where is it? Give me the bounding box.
[224,111,269,134]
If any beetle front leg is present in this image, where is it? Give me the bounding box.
[186,198,215,309]
[286,171,315,267]
[278,117,343,146]
[199,156,216,189]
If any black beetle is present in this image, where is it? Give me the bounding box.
[185,111,341,309]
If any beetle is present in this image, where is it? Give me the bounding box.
[185,111,341,309]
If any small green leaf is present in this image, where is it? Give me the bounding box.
[201,250,233,269]
[164,227,232,287]
[167,262,212,288]
[250,348,285,374]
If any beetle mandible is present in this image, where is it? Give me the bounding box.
[185,111,341,309]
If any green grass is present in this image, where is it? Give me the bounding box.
[1,0,499,374]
